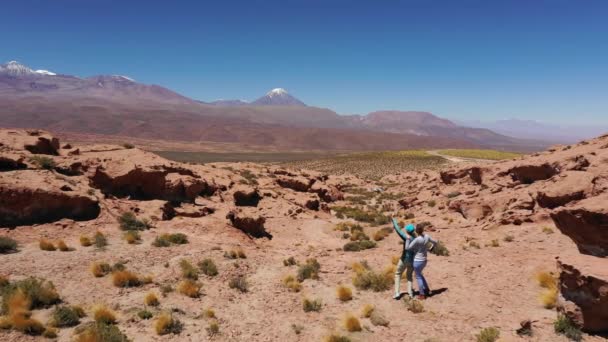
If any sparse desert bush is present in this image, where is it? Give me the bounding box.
[360,304,374,318]
[487,239,500,247]
[427,200,436,207]
[122,143,135,149]
[153,233,188,247]
[352,264,392,292]
[540,287,558,309]
[334,222,357,232]
[370,311,390,327]
[302,298,322,312]
[207,321,220,336]
[123,230,141,244]
[160,284,173,296]
[167,233,188,244]
[75,322,129,342]
[297,258,321,281]
[39,238,56,251]
[391,255,400,265]
[292,323,304,334]
[50,305,83,327]
[504,235,514,242]
[93,305,117,325]
[336,285,353,302]
[57,240,71,252]
[229,276,249,293]
[373,227,392,241]
[469,241,481,249]
[283,256,297,266]
[138,309,153,320]
[476,327,500,342]
[111,262,126,272]
[94,231,108,248]
[42,327,58,338]
[144,292,160,307]
[112,270,142,288]
[403,296,424,313]
[343,313,361,332]
[554,314,582,341]
[0,236,18,254]
[30,155,56,170]
[239,169,258,185]
[331,206,389,226]
[177,279,201,298]
[343,240,376,252]
[1,278,60,313]
[0,275,8,288]
[198,258,219,277]
[282,275,303,292]
[9,312,45,335]
[155,313,183,335]
[535,271,558,309]
[542,226,554,234]
[325,333,352,342]
[179,259,199,280]
[152,235,171,247]
[429,240,450,256]
[535,271,557,289]
[203,308,215,319]
[80,235,92,247]
[118,212,151,231]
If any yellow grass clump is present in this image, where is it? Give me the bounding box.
[343,313,362,332]
[155,312,182,335]
[39,238,56,251]
[391,255,400,265]
[336,285,353,302]
[93,304,117,324]
[204,308,216,319]
[112,270,142,288]
[282,275,303,292]
[57,240,71,252]
[177,279,201,298]
[3,290,45,336]
[535,271,558,309]
[361,304,375,318]
[144,292,160,307]
[79,236,92,247]
[90,262,111,278]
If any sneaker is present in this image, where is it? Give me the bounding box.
[393,294,400,300]
[424,290,432,297]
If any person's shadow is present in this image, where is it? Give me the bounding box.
[396,288,448,299]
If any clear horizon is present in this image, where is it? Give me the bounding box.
[2,0,607,124]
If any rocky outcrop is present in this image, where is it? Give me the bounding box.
[440,167,482,185]
[226,210,271,239]
[551,195,608,257]
[0,129,60,155]
[535,172,593,209]
[232,185,262,207]
[0,170,100,227]
[0,154,26,171]
[162,202,215,220]
[557,257,608,333]
[309,183,343,202]
[449,200,493,221]
[276,176,316,192]
[503,163,559,184]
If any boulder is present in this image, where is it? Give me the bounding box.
[557,256,608,333]
[398,196,418,209]
[276,176,316,192]
[310,183,344,202]
[0,153,26,171]
[226,210,271,239]
[232,185,262,207]
[440,167,482,185]
[162,202,215,220]
[563,155,590,171]
[0,129,60,155]
[502,163,559,184]
[551,195,608,257]
[0,170,100,227]
[536,172,594,209]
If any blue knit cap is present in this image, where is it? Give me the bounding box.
[405,224,415,234]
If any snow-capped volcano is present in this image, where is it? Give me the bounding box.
[252,88,306,106]
[0,61,57,77]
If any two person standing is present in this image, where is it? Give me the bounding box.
[391,214,437,300]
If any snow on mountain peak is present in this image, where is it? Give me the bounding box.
[1,61,56,76]
[35,70,56,76]
[267,88,288,96]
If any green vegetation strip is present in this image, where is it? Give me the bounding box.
[436,149,521,160]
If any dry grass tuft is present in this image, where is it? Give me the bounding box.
[535,271,558,309]
[123,230,141,244]
[112,270,142,288]
[1,278,60,313]
[79,236,92,247]
[57,240,72,252]
[282,275,303,292]
[206,320,220,336]
[198,258,219,277]
[373,227,392,241]
[370,311,390,327]
[403,296,424,313]
[302,298,322,312]
[229,276,249,293]
[336,285,353,302]
[75,322,129,342]
[179,259,199,280]
[144,292,160,307]
[92,305,117,325]
[39,239,56,251]
[476,327,500,342]
[352,264,392,292]
[325,333,352,342]
[177,279,201,298]
[360,304,374,318]
[49,305,84,327]
[90,262,111,278]
[155,312,183,335]
[93,231,108,249]
[297,258,321,282]
[0,236,18,254]
[343,313,362,332]
[224,247,247,259]
[203,308,216,319]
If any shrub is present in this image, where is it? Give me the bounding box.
[79,236,92,247]
[93,305,117,325]
[10,313,45,335]
[198,258,218,277]
[447,191,461,198]
[297,258,321,281]
[292,323,304,334]
[331,206,389,226]
[144,292,160,307]
[75,322,129,342]
[540,287,558,309]
[160,284,173,296]
[476,327,500,342]
[1,278,60,313]
[203,308,216,319]
[168,233,188,244]
[350,229,369,242]
[488,239,500,247]
[30,156,56,170]
[123,230,141,244]
[542,226,554,234]
[138,309,153,320]
[360,304,374,318]
[302,298,322,312]
[370,311,390,327]
[229,276,248,293]
[57,240,71,252]
[282,275,302,292]
[118,212,151,231]
[177,279,201,298]
[39,239,56,251]
[42,327,58,338]
[152,235,171,247]
[283,256,297,266]
[352,266,392,292]
[554,314,582,341]
[535,271,556,289]
[344,240,376,252]
[122,143,135,149]
[90,262,112,278]
[469,241,481,249]
[50,305,82,327]
[536,271,558,309]
[336,285,352,302]
[429,240,450,256]
[206,321,220,336]
[155,313,183,335]
[112,270,142,288]
[0,275,8,288]
[153,233,188,247]
[179,259,199,280]
[504,235,514,242]
[343,313,361,332]
[373,227,392,241]
[325,334,352,342]
[427,200,436,207]
[403,297,424,313]
[94,231,108,249]
[0,236,18,254]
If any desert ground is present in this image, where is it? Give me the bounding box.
[0,129,606,342]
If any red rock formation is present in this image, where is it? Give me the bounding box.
[232,185,262,207]
[226,210,270,239]
[276,176,316,192]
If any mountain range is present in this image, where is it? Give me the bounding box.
[0,61,554,151]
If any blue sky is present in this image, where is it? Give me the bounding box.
[2,0,607,123]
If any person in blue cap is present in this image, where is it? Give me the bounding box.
[391,215,417,299]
